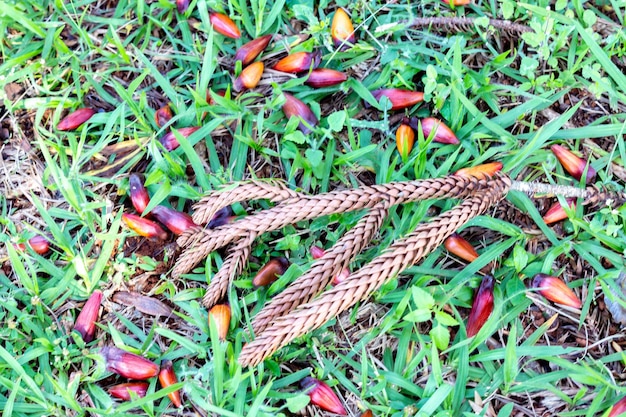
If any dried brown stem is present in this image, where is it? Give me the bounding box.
[170,171,625,366]
[510,181,625,207]
[174,175,500,278]
[202,233,257,307]
[238,175,511,366]
[408,17,531,35]
[250,202,389,333]
[191,180,302,226]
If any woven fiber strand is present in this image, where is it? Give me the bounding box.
[202,232,258,308]
[190,179,303,226]
[174,175,500,279]
[173,190,385,278]
[408,17,531,34]
[238,174,511,367]
[250,202,389,333]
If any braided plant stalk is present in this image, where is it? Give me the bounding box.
[174,175,501,279]
[202,233,258,308]
[171,170,624,366]
[250,201,390,333]
[189,179,303,227]
[238,174,511,367]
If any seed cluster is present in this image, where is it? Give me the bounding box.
[11,1,610,415]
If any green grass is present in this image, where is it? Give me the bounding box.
[1,0,626,416]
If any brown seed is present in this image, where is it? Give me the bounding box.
[158,360,182,408]
[203,90,226,120]
[129,173,150,215]
[28,235,50,255]
[301,377,347,415]
[207,206,236,228]
[542,198,576,225]
[273,51,321,73]
[531,274,582,309]
[304,69,348,88]
[208,304,231,341]
[443,0,471,5]
[150,205,197,235]
[395,123,415,159]
[208,215,237,227]
[455,162,503,179]
[100,346,159,380]
[57,108,96,131]
[282,93,318,134]
[310,245,326,259]
[13,241,26,251]
[310,246,350,285]
[158,126,201,151]
[73,290,102,343]
[109,382,149,401]
[551,144,596,183]
[609,396,626,417]
[331,8,356,48]
[420,117,459,144]
[235,35,272,66]
[206,89,226,106]
[175,0,190,13]
[122,213,168,240]
[466,275,495,337]
[252,257,289,287]
[233,61,264,92]
[444,233,479,263]
[209,12,241,39]
[154,104,173,128]
[370,89,424,111]
[331,267,351,286]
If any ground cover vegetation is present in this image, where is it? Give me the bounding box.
[1,0,626,415]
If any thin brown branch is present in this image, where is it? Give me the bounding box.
[408,17,531,35]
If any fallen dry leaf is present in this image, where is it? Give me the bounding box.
[112,291,173,316]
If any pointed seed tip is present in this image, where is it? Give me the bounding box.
[109,382,149,401]
[551,144,595,183]
[158,360,182,407]
[101,347,159,380]
[122,213,168,240]
[331,7,356,48]
[209,12,241,38]
[396,124,415,159]
[273,51,321,73]
[57,108,96,131]
[371,89,424,111]
[421,117,459,144]
[466,275,495,337]
[532,274,582,308]
[208,304,231,341]
[301,377,347,415]
[235,35,272,65]
[444,234,479,262]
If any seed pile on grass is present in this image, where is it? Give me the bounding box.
[1,1,626,416]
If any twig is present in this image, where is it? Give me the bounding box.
[510,180,625,207]
[408,17,531,35]
[510,181,589,199]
